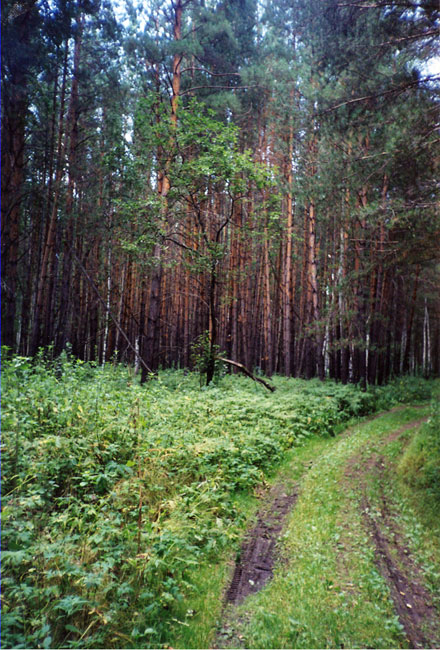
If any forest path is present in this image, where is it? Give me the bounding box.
[344,416,439,649]
[214,407,440,650]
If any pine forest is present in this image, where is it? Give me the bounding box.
[2,0,440,383]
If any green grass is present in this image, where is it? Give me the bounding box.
[1,352,437,649]
[219,406,439,649]
[397,396,440,502]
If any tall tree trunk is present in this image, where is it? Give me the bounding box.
[56,21,83,354]
[1,86,26,350]
[144,0,183,378]
[0,1,37,350]
[307,199,323,378]
[402,264,421,374]
[282,125,294,375]
[206,260,218,385]
[30,45,69,355]
[262,224,273,376]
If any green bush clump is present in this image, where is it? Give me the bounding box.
[1,354,435,648]
[373,375,434,410]
[398,394,440,499]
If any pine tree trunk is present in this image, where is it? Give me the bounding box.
[56,22,83,354]
[1,73,28,351]
[402,265,421,374]
[262,225,273,376]
[282,128,294,375]
[30,46,69,354]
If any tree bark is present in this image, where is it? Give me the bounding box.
[282,125,294,375]
[30,44,69,355]
[1,2,39,349]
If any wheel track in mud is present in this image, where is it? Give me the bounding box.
[216,413,439,649]
[348,416,440,649]
[216,480,298,648]
[225,485,299,605]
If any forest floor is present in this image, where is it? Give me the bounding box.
[4,363,439,650]
[175,406,440,649]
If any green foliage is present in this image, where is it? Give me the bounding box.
[190,331,225,385]
[373,376,434,411]
[1,356,435,648]
[398,394,440,500]
[119,95,282,297]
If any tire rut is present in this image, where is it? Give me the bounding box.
[348,417,440,649]
[216,481,298,647]
[225,484,298,604]
[362,489,438,649]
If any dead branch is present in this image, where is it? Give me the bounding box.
[217,357,276,392]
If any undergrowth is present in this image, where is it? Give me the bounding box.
[398,393,440,501]
[1,352,435,649]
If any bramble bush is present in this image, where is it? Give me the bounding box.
[1,352,435,648]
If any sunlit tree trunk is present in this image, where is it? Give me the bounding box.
[56,21,83,354]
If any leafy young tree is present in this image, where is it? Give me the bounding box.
[132,96,278,383]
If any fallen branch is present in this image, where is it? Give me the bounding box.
[217,357,276,392]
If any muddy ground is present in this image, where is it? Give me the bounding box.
[216,479,298,647]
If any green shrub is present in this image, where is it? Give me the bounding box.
[373,376,434,410]
[398,395,440,499]
[1,354,436,648]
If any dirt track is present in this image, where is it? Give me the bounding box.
[216,479,298,648]
[346,416,440,649]
[225,482,298,604]
[217,415,440,649]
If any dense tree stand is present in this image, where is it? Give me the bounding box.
[1,0,439,382]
